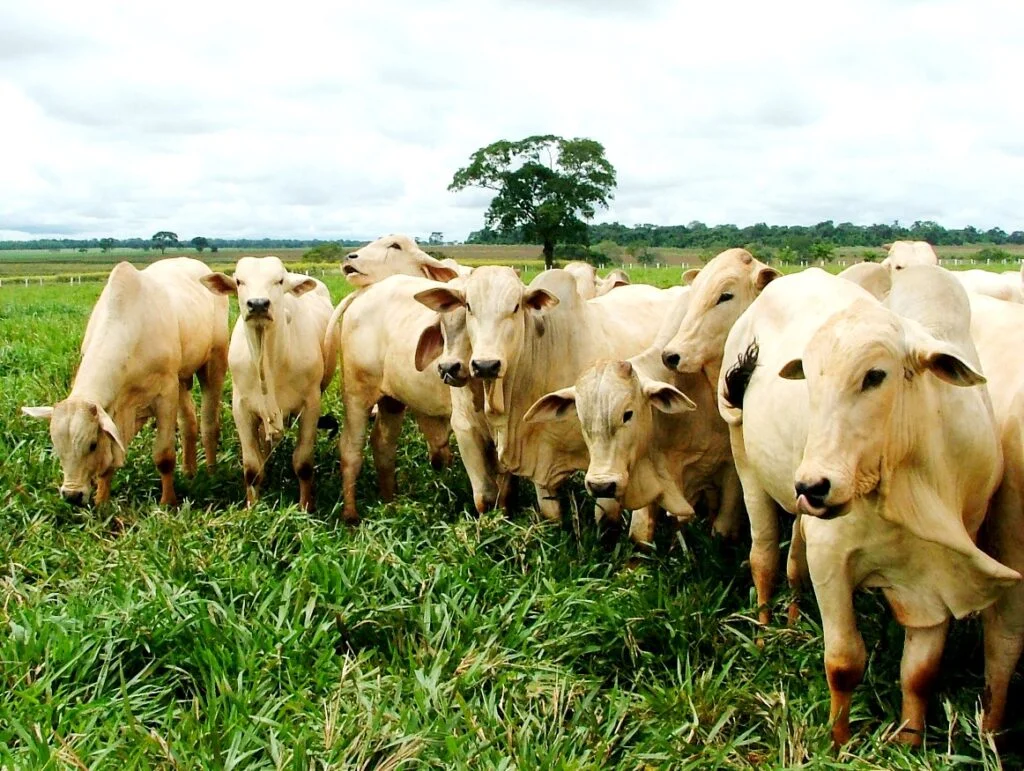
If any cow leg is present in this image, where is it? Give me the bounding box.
[235,400,264,508]
[370,396,405,503]
[786,515,807,626]
[177,379,199,477]
[748,490,781,626]
[452,421,499,513]
[95,471,113,505]
[898,620,949,746]
[628,507,656,547]
[981,474,1024,734]
[340,392,372,524]
[153,391,179,506]
[534,483,562,523]
[414,414,453,470]
[197,357,227,469]
[711,464,744,540]
[807,550,864,746]
[292,393,320,512]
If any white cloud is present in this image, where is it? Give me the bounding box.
[1,0,1023,240]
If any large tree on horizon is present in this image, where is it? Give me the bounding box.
[449,135,616,269]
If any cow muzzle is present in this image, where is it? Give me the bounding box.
[60,487,89,507]
[246,297,272,320]
[585,474,625,500]
[438,360,469,387]
[661,346,701,374]
[794,477,848,519]
[471,358,503,380]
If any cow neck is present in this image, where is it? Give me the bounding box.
[243,311,288,434]
[489,299,584,474]
[69,272,148,448]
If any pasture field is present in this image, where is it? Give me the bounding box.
[0,267,1021,768]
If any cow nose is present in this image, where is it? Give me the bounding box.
[472,359,501,379]
[662,350,681,370]
[438,361,463,379]
[586,479,618,498]
[246,298,271,314]
[62,490,86,507]
[795,478,831,507]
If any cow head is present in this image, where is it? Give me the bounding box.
[661,249,779,374]
[524,360,694,501]
[880,240,939,272]
[414,289,472,388]
[201,257,317,327]
[779,299,985,518]
[22,398,126,505]
[595,268,630,296]
[414,266,558,381]
[342,234,459,287]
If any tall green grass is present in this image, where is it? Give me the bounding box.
[0,275,1019,768]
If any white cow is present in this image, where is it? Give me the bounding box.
[563,262,630,300]
[721,266,1019,745]
[880,240,938,271]
[340,234,462,287]
[524,287,744,544]
[954,268,1024,303]
[415,266,683,523]
[23,258,228,506]
[837,261,891,300]
[201,257,338,511]
[333,275,474,522]
[966,293,1024,733]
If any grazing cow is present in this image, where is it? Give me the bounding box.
[23,258,228,506]
[966,293,1024,733]
[954,269,1024,303]
[563,262,631,300]
[837,261,891,300]
[340,234,461,286]
[524,287,744,544]
[201,257,338,511]
[722,266,1019,745]
[880,240,939,272]
[415,266,682,523]
[333,275,472,522]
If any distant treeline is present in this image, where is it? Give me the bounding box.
[0,237,366,251]
[470,220,1024,248]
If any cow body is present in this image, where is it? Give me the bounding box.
[723,266,1019,744]
[954,269,1024,303]
[202,257,338,510]
[23,258,228,505]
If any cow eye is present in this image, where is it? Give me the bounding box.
[716,292,733,305]
[236,279,244,287]
[389,242,402,250]
[513,303,520,313]
[277,278,285,285]
[623,410,633,424]
[466,303,472,315]
[88,441,98,452]
[861,369,887,391]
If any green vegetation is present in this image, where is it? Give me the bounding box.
[450,135,617,269]
[0,268,1019,767]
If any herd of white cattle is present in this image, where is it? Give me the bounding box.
[19,235,1024,746]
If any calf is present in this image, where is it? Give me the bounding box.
[202,257,338,510]
[23,258,228,506]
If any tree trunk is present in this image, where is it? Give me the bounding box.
[543,239,555,270]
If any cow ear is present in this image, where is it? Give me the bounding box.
[421,259,459,283]
[524,288,559,311]
[681,268,700,285]
[778,359,805,380]
[287,276,318,296]
[524,388,577,424]
[642,381,696,413]
[96,406,126,454]
[415,320,444,372]
[22,405,54,420]
[200,273,237,295]
[414,287,465,313]
[917,348,986,387]
[755,266,781,291]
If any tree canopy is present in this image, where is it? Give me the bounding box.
[450,135,616,268]
[151,231,179,254]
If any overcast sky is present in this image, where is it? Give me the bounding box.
[2,0,1023,241]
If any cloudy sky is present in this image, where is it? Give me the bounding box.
[2,0,1023,241]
